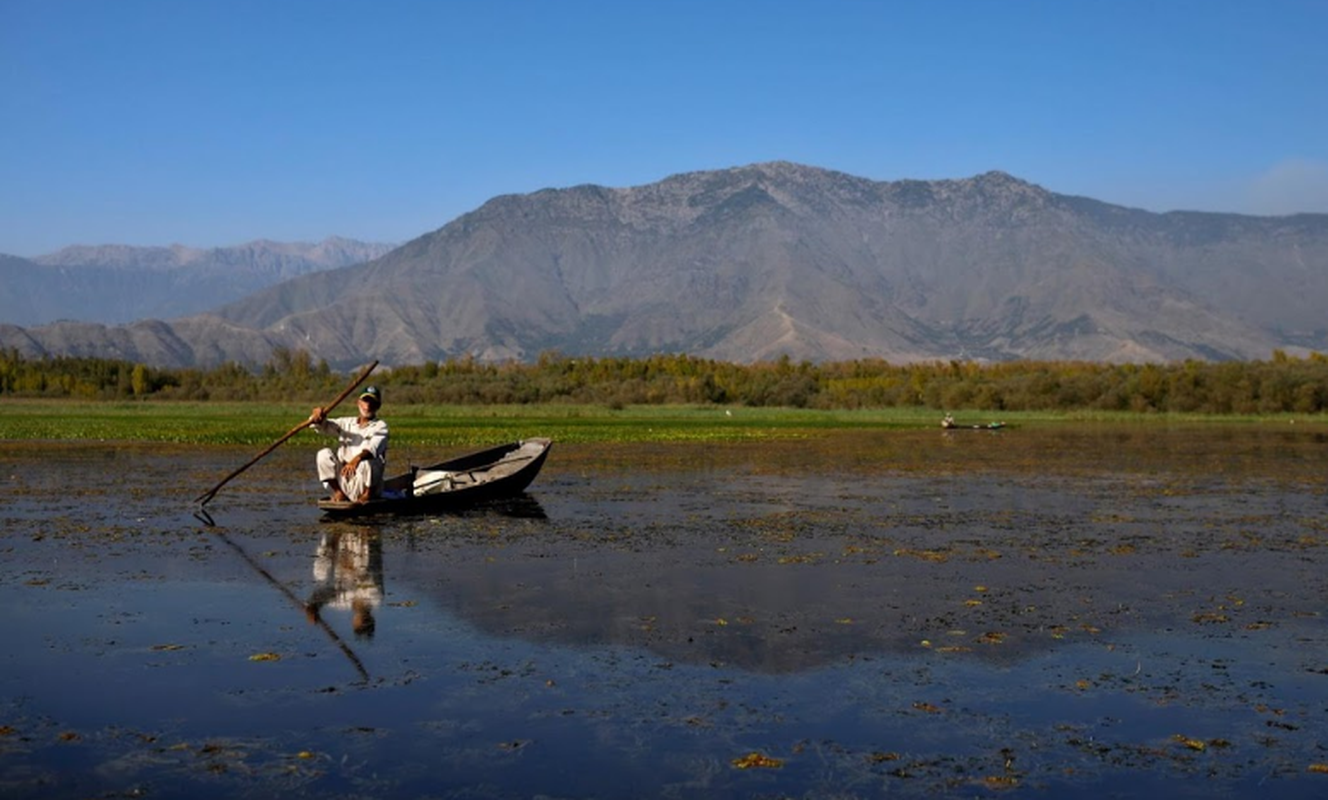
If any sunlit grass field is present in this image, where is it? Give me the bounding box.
[0,398,1319,445]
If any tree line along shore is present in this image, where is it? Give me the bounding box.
[2,348,1327,415]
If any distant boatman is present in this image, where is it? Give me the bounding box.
[310,385,389,503]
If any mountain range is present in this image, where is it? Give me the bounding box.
[0,237,395,327]
[3,162,1326,369]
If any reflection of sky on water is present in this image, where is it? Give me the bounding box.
[2,431,1327,798]
[7,567,1320,799]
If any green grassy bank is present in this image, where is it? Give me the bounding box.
[0,398,1320,446]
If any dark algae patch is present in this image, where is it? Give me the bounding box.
[2,426,1326,798]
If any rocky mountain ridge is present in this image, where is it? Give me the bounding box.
[3,163,1325,368]
[0,236,395,326]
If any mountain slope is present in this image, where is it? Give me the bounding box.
[0,237,395,326]
[5,163,1326,368]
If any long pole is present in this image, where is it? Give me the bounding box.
[195,360,378,506]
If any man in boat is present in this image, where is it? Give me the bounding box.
[310,385,389,503]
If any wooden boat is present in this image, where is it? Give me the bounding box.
[941,414,1006,430]
[317,437,552,518]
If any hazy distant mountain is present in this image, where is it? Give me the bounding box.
[0,237,395,326]
[4,163,1326,368]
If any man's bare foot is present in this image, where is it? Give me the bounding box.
[330,489,348,503]
[351,489,370,505]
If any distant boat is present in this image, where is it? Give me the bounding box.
[318,438,552,518]
[941,414,1006,430]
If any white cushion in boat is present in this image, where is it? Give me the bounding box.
[412,470,453,494]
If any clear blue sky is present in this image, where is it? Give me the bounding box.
[3,0,1326,256]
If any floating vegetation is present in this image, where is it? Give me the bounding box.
[732,752,784,769]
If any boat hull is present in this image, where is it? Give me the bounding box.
[317,438,552,518]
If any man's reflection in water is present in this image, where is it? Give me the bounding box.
[305,528,384,639]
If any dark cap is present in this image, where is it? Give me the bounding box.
[359,385,382,406]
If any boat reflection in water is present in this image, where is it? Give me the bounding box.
[445,493,548,520]
[305,527,384,638]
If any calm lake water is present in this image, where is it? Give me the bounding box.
[2,425,1326,798]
